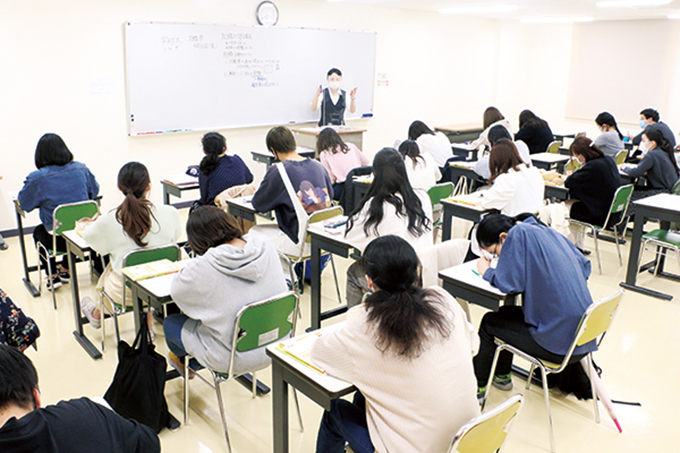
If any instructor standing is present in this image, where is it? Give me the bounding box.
[311,68,357,126]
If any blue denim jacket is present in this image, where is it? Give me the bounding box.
[18,161,99,231]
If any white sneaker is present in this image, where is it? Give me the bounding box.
[81,297,101,329]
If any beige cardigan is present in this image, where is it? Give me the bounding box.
[311,287,480,453]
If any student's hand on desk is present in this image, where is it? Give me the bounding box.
[477,257,491,275]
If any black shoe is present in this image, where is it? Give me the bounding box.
[58,271,70,283]
[577,247,591,256]
[45,276,62,291]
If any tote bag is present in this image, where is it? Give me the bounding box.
[104,320,170,433]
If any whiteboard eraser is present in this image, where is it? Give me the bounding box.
[362,113,373,118]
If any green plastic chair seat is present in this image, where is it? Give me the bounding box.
[642,229,680,248]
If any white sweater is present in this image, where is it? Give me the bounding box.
[480,165,545,216]
[344,190,433,253]
[404,153,442,191]
[469,118,513,150]
[311,287,480,453]
[416,132,453,167]
[83,204,182,274]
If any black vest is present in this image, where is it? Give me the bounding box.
[318,88,346,127]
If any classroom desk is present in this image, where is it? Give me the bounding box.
[125,261,270,395]
[439,260,516,311]
[448,161,482,187]
[266,327,356,453]
[160,179,199,206]
[620,193,680,300]
[12,199,40,297]
[451,143,479,160]
[251,148,316,171]
[441,198,490,242]
[530,153,570,173]
[291,127,366,150]
[308,223,358,330]
[435,123,484,143]
[226,196,257,223]
[62,230,102,360]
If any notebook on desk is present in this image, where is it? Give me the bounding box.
[161,173,198,186]
[275,331,326,375]
[122,259,182,282]
[446,193,484,207]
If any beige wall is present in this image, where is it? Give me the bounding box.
[1,1,678,232]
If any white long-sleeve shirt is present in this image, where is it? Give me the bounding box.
[479,165,545,216]
[416,132,453,167]
[311,288,480,453]
[404,153,442,191]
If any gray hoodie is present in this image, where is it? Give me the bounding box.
[170,233,287,374]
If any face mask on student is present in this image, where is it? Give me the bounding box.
[328,81,341,90]
[639,120,647,129]
[639,142,649,154]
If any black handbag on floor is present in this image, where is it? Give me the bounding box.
[104,320,171,433]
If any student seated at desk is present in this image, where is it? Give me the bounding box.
[473,214,596,401]
[629,108,676,148]
[593,111,625,159]
[18,133,99,290]
[469,106,512,152]
[407,120,452,167]
[514,109,554,154]
[474,125,531,181]
[80,162,182,328]
[251,126,333,256]
[565,137,622,249]
[164,206,287,374]
[311,236,480,453]
[316,127,369,202]
[620,127,680,214]
[0,345,160,453]
[344,148,433,307]
[478,139,544,216]
[398,140,441,191]
[194,132,253,209]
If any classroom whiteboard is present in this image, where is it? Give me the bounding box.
[124,22,376,136]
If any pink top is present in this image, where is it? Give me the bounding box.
[319,143,370,184]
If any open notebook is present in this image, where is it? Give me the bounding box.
[275,330,326,375]
[122,259,182,282]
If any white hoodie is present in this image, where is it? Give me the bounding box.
[170,233,287,374]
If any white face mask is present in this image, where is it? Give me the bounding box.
[328,81,341,91]
[639,142,650,153]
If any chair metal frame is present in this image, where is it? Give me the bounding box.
[481,290,624,453]
[99,243,181,350]
[568,184,634,274]
[449,393,523,453]
[181,291,303,453]
[638,229,680,278]
[279,205,344,304]
[35,200,100,309]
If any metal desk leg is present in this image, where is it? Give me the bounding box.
[16,208,40,297]
[69,247,102,360]
[131,284,142,335]
[311,238,322,330]
[272,362,289,453]
[620,211,673,300]
[163,186,170,205]
[442,209,452,242]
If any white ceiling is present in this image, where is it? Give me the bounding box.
[323,0,680,21]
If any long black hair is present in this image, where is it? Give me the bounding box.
[644,127,680,175]
[346,148,430,237]
[199,132,226,176]
[408,120,435,141]
[398,140,424,165]
[518,109,548,130]
[362,236,451,359]
[316,127,349,156]
[595,112,624,140]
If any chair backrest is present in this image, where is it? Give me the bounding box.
[602,184,634,228]
[232,291,298,355]
[428,182,455,210]
[123,244,181,267]
[303,205,345,245]
[565,158,582,174]
[339,165,372,214]
[52,200,100,236]
[449,394,523,453]
[546,140,562,154]
[575,290,624,347]
[614,150,628,165]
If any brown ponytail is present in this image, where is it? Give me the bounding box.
[115,162,155,247]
